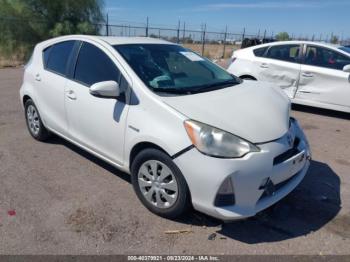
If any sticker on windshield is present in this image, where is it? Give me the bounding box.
[180,51,204,61]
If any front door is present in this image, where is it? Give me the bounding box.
[65,41,130,165]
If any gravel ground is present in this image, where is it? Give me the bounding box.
[0,68,349,255]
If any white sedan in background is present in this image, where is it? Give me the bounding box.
[227,41,350,113]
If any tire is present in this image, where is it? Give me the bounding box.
[131,148,190,219]
[24,99,51,141]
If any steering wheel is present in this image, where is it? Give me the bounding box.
[150,75,173,88]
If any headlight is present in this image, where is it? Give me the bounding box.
[184,120,260,158]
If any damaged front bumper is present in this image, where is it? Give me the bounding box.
[174,118,311,221]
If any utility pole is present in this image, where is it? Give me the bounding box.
[145,16,149,37]
[201,23,206,56]
[222,25,228,59]
[182,22,186,43]
[242,27,245,41]
[177,20,180,43]
[105,13,109,36]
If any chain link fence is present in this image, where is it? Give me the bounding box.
[104,22,260,60]
[1,15,350,67]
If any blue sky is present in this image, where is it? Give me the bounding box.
[104,0,350,39]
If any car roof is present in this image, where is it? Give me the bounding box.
[251,40,341,49]
[97,36,174,45]
[38,35,176,47]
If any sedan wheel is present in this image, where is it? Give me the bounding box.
[138,160,178,208]
[131,148,190,219]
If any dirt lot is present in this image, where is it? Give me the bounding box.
[183,44,239,59]
[0,68,350,255]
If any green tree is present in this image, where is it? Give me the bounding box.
[0,0,105,62]
[275,32,290,41]
[330,35,339,44]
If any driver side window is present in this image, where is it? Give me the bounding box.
[74,42,121,86]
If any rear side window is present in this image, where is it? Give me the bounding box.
[304,46,350,70]
[265,45,301,63]
[45,41,75,76]
[74,42,121,86]
[253,47,268,57]
[43,46,52,68]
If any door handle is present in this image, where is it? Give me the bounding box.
[260,63,269,68]
[35,73,41,81]
[302,72,314,78]
[66,90,77,100]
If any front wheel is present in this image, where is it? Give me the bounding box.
[131,148,190,219]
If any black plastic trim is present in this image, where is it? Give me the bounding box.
[171,145,195,159]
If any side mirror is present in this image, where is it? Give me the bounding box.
[90,81,120,98]
[343,64,350,73]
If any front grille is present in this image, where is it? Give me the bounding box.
[273,137,300,166]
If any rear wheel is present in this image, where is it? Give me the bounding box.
[131,148,190,219]
[24,99,51,141]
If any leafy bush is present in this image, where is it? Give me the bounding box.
[0,0,105,65]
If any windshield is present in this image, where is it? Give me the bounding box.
[339,46,350,54]
[114,44,238,94]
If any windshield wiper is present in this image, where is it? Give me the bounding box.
[151,79,238,95]
[151,87,193,95]
[192,79,238,93]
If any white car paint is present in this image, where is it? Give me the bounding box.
[20,35,311,220]
[227,41,350,113]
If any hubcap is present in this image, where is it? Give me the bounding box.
[26,105,40,135]
[138,160,178,209]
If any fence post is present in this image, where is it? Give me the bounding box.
[182,22,186,43]
[177,20,180,43]
[201,23,206,56]
[145,17,149,37]
[105,13,109,36]
[222,25,227,59]
[241,27,245,41]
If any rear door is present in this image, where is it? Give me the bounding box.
[297,45,350,109]
[36,40,77,135]
[257,44,302,98]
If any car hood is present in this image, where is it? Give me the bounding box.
[161,81,291,143]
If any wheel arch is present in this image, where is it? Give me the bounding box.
[23,95,32,106]
[129,142,169,171]
[129,141,193,209]
[239,74,257,80]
